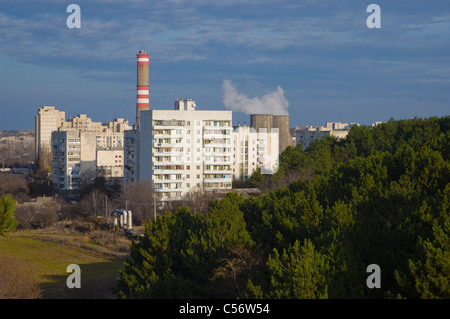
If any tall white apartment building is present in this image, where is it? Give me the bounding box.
[232,124,279,180]
[35,106,66,165]
[125,98,233,201]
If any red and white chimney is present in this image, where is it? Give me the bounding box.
[136,50,150,124]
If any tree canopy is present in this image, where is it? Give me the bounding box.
[116,116,450,299]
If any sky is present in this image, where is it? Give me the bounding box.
[0,0,449,130]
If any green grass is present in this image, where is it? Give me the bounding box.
[0,230,128,299]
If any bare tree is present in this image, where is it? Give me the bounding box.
[77,188,106,218]
[78,168,98,194]
[177,185,216,215]
[36,145,52,177]
[118,180,157,225]
[15,200,61,229]
[0,172,30,203]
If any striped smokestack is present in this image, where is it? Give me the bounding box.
[136,50,150,124]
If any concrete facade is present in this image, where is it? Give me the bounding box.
[232,125,279,180]
[52,130,96,190]
[96,148,124,179]
[35,106,66,165]
[125,98,234,201]
[45,110,131,190]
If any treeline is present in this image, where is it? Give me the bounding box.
[116,116,450,299]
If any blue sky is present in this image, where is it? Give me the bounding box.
[0,0,449,130]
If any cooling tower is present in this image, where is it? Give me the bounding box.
[136,50,150,125]
[250,114,273,132]
[251,114,293,154]
[273,115,293,153]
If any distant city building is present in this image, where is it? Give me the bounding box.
[295,122,357,149]
[232,124,279,180]
[52,130,128,190]
[38,108,131,190]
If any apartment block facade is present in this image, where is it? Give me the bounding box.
[52,130,127,190]
[35,106,66,166]
[40,106,131,190]
[232,124,279,180]
[52,130,96,190]
[125,98,234,201]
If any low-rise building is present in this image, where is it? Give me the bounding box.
[295,122,357,149]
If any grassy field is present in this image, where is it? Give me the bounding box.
[0,227,135,299]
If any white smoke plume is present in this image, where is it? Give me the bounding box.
[222,80,289,115]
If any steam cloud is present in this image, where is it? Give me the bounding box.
[222,80,289,115]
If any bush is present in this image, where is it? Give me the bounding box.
[15,201,60,230]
